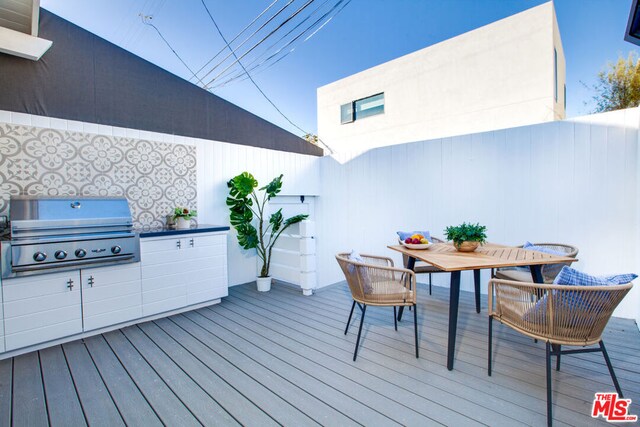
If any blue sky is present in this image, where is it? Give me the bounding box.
[40,0,639,137]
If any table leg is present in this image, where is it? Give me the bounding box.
[397,256,417,322]
[474,269,481,313]
[447,270,461,371]
[530,265,543,283]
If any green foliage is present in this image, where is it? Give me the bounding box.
[444,222,487,246]
[173,206,197,220]
[591,52,640,113]
[227,172,308,277]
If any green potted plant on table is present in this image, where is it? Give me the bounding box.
[227,172,308,292]
[444,222,487,252]
[173,206,197,229]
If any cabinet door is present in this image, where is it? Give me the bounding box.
[82,263,142,331]
[141,237,187,316]
[185,234,228,305]
[0,277,4,353]
[2,271,82,351]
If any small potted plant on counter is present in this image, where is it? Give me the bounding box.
[173,206,197,229]
[227,172,308,292]
[445,222,487,252]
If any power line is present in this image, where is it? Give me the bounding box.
[210,0,333,88]
[197,0,297,84]
[212,0,350,90]
[202,0,315,89]
[200,0,334,154]
[140,15,207,87]
[189,0,281,83]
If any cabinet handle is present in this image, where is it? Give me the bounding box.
[189,238,194,247]
[176,240,181,249]
[67,279,74,290]
[88,276,94,287]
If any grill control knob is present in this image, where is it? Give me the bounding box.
[75,249,87,258]
[33,252,47,262]
[55,250,68,260]
[111,245,122,254]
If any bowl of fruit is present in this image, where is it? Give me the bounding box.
[400,234,431,250]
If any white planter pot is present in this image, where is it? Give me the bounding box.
[256,276,272,292]
[176,217,191,229]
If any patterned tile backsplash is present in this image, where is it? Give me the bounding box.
[0,124,197,228]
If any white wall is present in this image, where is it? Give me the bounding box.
[317,2,565,152]
[315,108,640,321]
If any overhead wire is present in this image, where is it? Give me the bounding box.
[202,0,315,89]
[196,0,297,84]
[212,0,350,89]
[140,15,207,87]
[209,0,333,88]
[200,0,335,153]
[188,0,281,83]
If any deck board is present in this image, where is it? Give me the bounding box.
[12,351,48,427]
[83,335,162,426]
[0,358,11,427]
[39,346,86,427]
[0,281,639,426]
[62,340,125,427]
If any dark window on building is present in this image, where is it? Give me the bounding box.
[341,93,384,124]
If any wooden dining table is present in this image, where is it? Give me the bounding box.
[388,242,578,370]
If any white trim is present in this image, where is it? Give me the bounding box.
[0,25,51,61]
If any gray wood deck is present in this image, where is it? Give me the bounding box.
[0,281,638,426]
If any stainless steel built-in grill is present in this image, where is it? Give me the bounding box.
[1,196,140,278]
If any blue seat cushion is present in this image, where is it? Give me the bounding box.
[522,241,566,256]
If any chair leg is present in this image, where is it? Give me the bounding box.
[353,304,367,361]
[429,273,432,295]
[344,300,356,335]
[413,304,419,358]
[555,344,561,371]
[546,342,553,427]
[393,306,398,331]
[488,316,493,376]
[600,341,623,397]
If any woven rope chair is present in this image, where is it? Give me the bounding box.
[336,253,418,361]
[494,243,578,283]
[401,236,446,295]
[488,278,633,427]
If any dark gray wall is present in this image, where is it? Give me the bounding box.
[0,9,322,157]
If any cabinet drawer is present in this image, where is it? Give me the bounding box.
[141,238,183,253]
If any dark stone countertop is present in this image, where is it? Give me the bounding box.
[136,224,230,238]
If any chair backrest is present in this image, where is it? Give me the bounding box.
[401,236,445,268]
[490,279,632,345]
[520,243,579,283]
[335,253,415,305]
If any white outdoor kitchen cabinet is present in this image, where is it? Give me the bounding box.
[0,279,4,353]
[81,262,142,331]
[2,271,82,351]
[141,231,228,316]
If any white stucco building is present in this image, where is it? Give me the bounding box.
[317,2,566,152]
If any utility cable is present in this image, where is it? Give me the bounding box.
[200,0,334,154]
[213,0,349,89]
[189,0,280,83]
[202,0,315,89]
[141,15,207,87]
[210,0,333,87]
[197,0,297,85]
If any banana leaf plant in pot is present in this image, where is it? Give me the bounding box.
[227,172,308,292]
[444,222,487,252]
